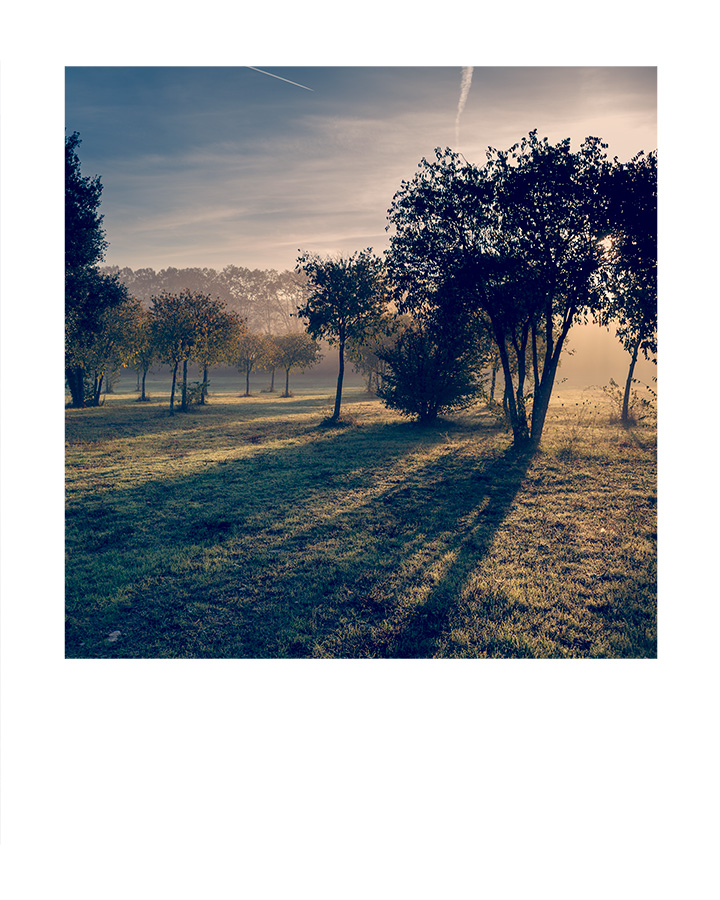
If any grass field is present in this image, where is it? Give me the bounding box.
[65,377,657,658]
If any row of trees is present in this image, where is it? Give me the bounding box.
[71,287,322,412]
[100,264,307,335]
[67,129,655,447]
[295,133,656,444]
[65,133,321,411]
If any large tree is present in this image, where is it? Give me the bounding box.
[386,134,611,448]
[65,132,128,406]
[295,249,386,423]
[599,150,657,424]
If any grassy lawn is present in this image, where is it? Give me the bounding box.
[65,379,656,658]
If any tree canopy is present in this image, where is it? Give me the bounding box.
[296,249,386,422]
[386,133,612,446]
[273,332,322,397]
[65,133,129,407]
[598,150,657,423]
[65,132,107,273]
[149,289,235,412]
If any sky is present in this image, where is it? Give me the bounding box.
[65,66,657,275]
[65,65,657,385]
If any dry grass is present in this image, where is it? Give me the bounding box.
[65,382,656,658]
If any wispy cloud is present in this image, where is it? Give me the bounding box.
[246,67,314,91]
[455,66,474,148]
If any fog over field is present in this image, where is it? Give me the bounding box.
[562,321,655,389]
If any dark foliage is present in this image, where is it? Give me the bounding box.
[65,133,128,407]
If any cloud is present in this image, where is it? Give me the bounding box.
[245,67,314,92]
[455,66,474,148]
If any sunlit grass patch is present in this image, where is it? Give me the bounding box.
[66,382,656,658]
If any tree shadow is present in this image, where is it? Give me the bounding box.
[65,388,376,447]
[373,446,534,657]
[66,414,535,658]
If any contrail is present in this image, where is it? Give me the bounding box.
[455,66,474,147]
[246,67,314,91]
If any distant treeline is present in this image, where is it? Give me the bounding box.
[100,265,307,336]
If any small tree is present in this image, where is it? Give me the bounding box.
[296,249,386,422]
[230,331,266,397]
[347,314,396,395]
[193,308,245,405]
[149,290,228,413]
[376,294,491,423]
[273,332,322,397]
[125,302,156,401]
[65,269,130,406]
[85,296,139,405]
[598,150,657,424]
[259,334,280,392]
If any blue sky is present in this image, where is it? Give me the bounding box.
[65,66,656,273]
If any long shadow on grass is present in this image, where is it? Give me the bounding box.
[372,446,534,658]
[65,389,372,447]
[65,418,529,658]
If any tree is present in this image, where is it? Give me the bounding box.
[295,249,386,422]
[65,269,130,406]
[273,332,322,397]
[83,296,139,406]
[124,302,156,401]
[149,290,230,413]
[346,312,398,395]
[375,283,493,423]
[65,132,107,272]
[193,308,244,405]
[386,135,611,448]
[377,318,487,423]
[230,331,266,397]
[65,133,127,406]
[259,334,280,392]
[598,150,657,424]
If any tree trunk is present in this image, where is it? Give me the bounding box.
[531,323,541,395]
[529,366,558,447]
[180,359,189,411]
[332,340,345,421]
[529,307,576,447]
[169,361,178,414]
[269,367,275,391]
[66,367,85,407]
[245,364,251,397]
[200,364,209,405]
[92,371,104,407]
[492,322,529,447]
[284,368,291,397]
[622,334,642,425]
[141,367,148,401]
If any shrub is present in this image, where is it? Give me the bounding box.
[602,378,656,426]
[376,324,484,423]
